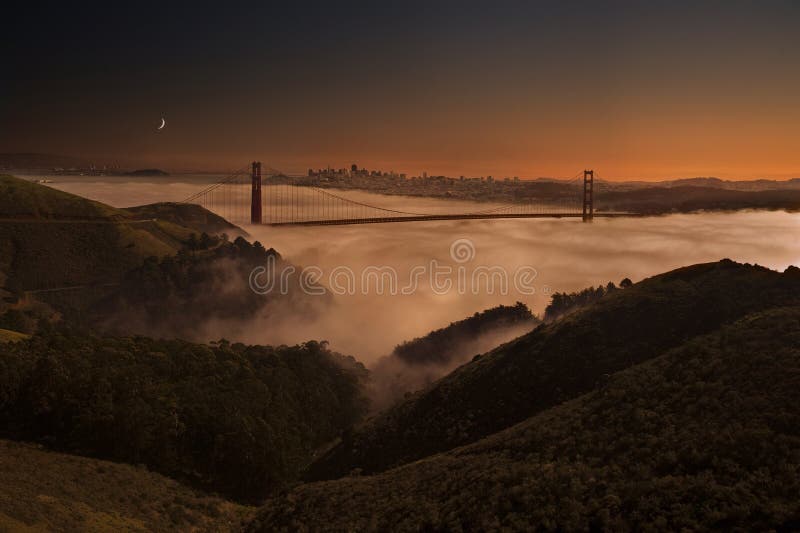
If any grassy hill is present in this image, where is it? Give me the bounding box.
[0,173,124,220]
[249,306,800,531]
[0,175,241,291]
[0,439,250,532]
[0,328,29,343]
[0,175,319,340]
[308,260,800,480]
[124,202,242,237]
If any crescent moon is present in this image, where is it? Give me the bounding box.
[157,117,166,130]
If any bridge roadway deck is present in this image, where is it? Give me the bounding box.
[264,212,643,226]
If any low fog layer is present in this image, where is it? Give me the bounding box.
[368,321,534,412]
[41,175,800,363]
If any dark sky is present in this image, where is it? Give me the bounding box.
[3,1,800,179]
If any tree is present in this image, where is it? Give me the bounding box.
[199,232,214,249]
[186,233,199,251]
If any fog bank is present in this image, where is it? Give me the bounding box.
[41,175,800,363]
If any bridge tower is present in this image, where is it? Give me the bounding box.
[582,169,594,222]
[251,161,262,224]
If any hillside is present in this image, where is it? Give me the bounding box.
[249,306,800,531]
[0,440,250,532]
[91,235,330,340]
[0,335,368,502]
[124,202,243,236]
[308,260,800,480]
[0,175,242,292]
[391,302,536,367]
[123,168,169,176]
[0,175,320,340]
[0,328,28,343]
[369,302,538,411]
[0,174,123,220]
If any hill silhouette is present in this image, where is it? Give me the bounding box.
[0,175,321,340]
[124,201,241,236]
[0,175,242,292]
[308,260,800,480]
[0,440,250,532]
[369,302,538,411]
[250,306,800,531]
[0,336,368,502]
[93,235,327,340]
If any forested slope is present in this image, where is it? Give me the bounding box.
[369,302,537,411]
[309,260,800,479]
[251,306,800,531]
[0,335,368,502]
[0,439,251,532]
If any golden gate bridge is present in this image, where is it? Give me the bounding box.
[182,162,631,226]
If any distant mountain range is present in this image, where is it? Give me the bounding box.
[603,176,800,192]
[122,168,169,176]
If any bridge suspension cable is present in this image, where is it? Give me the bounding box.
[182,167,249,203]
[182,163,605,226]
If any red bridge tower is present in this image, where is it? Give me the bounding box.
[251,161,262,224]
[582,169,594,222]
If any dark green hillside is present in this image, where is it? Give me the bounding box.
[0,440,250,532]
[0,335,368,502]
[125,202,243,236]
[0,219,184,291]
[0,176,317,340]
[0,174,123,220]
[392,302,536,366]
[309,260,800,480]
[369,303,538,411]
[250,307,800,532]
[95,235,326,340]
[0,175,242,292]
